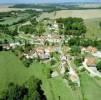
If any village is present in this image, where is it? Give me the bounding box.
[1,18,101,89]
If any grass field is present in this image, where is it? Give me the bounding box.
[80,72,101,100]
[29,60,83,100]
[0,51,82,100]
[0,52,45,91]
[42,77,83,100]
[0,52,101,100]
[0,51,28,92]
[0,51,50,92]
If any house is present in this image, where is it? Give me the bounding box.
[86,46,97,53]
[48,20,59,33]
[46,34,64,44]
[81,46,97,54]
[24,50,35,59]
[69,67,80,86]
[60,55,67,62]
[32,34,64,45]
[35,47,50,60]
[54,46,62,53]
[24,46,53,60]
[92,51,101,58]
[45,47,54,53]
[3,44,10,50]
[81,46,101,58]
[83,56,101,77]
[84,56,96,67]
[32,36,45,45]
[9,42,20,49]
[59,55,68,74]
[51,71,59,77]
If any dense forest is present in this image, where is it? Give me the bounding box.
[56,17,86,36]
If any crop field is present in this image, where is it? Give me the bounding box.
[40,9,101,19]
[84,18,101,39]
[0,5,25,12]
[0,13,30,25]
[78,4,101,8]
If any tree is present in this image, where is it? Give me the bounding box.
[36,22,45,36]
[68,37,80,46]
[19,25,36,34]
[50,58,56,66]
[96,40,101,50]
[70,46,81,56]
[13,26,19,36]
[74,56,84,67]
[0,41,3,51]
[23,58,33,67]
[25,76,46,100]
[0,83,28,100]
[44,40,49,46]
[30,18,38,25]
[99,22,101,28]
[4,39,9,44]
[96,61,101,72]
[0,76,46,100]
